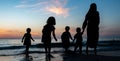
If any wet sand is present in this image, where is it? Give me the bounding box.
[0,50,120,61]
[0,40,120,61]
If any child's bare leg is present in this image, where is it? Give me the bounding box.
[86,45,88,55]
[74,45,78,53]
[79,45,82,54]
[48,47,51,56]
[26,45,29,57]
[45,47,48,57]
[94,47,97,55]
[74,47,77,52]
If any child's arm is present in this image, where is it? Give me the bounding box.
[29,33,35,41]
[52,30,57,41]
[81,32,83,35]
[73,35,76,43]
[69,33,73,40]
[73,38,75,43]
[21,34,25,43]
[31,36,35,41]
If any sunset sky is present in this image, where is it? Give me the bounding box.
[0,0,120,40]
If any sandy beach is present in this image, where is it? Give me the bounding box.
[0,48,120,61]
[0,39,120,61]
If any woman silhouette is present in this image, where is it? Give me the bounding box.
[82,3,100,55]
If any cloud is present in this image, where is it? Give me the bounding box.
[0,28,41,38]
[46,6,68,16]
[16,0,69,17]
[0,29,22,38]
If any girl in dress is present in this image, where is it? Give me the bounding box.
[42,16,57,58]
[22,28,35,57]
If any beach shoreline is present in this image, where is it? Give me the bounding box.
[0,50,120,61]
[0,39,120,61]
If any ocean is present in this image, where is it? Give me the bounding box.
[0,39,65,56]
[0,39,120,56]
[0,38,119,47]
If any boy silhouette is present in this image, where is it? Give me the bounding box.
[73,27,83,54]
[61,26,73,52]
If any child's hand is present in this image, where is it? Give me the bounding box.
[55,38,57,41]
[33,40,35,42]
[21,40,23,43]
[73,39,75,43]
[72,41,74,44]
[81,30,84,35]
[81,32,83,35]
[71,38,74,41]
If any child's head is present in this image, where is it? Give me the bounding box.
[65,26,70,32]
[47,16,56,25]
[26,28,31,33]
[76,27,81,33]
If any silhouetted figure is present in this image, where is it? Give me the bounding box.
[82,3,100,55]
[41,16,57,60]
[22,28,35,57]
[61,26,73,52]
[73,27,83,54]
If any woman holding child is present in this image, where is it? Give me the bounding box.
[82,3,100,55]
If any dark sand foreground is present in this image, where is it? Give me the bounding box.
[0,49,120,61]
[0,40,120,61]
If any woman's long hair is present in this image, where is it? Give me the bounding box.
[87,3,97,15]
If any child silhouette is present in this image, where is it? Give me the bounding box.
[22,28,35,57]
[42,16,57,58]
[61,26,73,52]
[73,27,83,54]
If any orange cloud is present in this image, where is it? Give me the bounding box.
[0,28,42,39]
[16,0,69,17]
[46,6,68,17]
[0,29,23,38]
